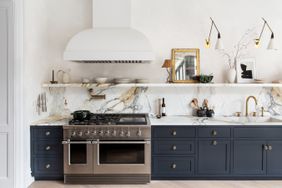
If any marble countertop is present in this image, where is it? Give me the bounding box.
[31,115,282,126]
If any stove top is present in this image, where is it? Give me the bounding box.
[69,113,149,126]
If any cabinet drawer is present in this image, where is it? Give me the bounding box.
[234,127,282,138]
[153,126,196,138]
[153,140,195,155]
[153,156,194,177]
[32,157,63,175]
[198,127,231,138]
[31,126,62,139]
[33,140,63,155]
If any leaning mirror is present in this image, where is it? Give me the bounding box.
[171,48,200,83]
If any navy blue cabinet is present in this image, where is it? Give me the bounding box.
[152,125,282,179]
[30,126,63,180]
[198,140,230,175]
[233,140,266,175]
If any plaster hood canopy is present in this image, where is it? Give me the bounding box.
[63,0,154,63]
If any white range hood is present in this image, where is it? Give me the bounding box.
[64,0,154,63]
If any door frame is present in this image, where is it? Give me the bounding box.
[13,0,25,187]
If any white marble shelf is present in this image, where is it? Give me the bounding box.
[42,83,282,88]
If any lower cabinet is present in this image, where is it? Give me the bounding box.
[198,140,230,175]
[152,126,282,179]
[152,156,194,177]
[233,140,266,175]
[30,126,63,180]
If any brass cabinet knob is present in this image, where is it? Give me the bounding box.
[45,131,51,136]
[212,140,217,146]
[172,145,177,151]
[264,145,269,151]
[172,130,177,136]
[45,146,51,151]
[268,145,273,151]
[45,164,51,169]
[171,164,177,169]
[211,130,217,136]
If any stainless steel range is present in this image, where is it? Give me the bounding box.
[62,113,151,184]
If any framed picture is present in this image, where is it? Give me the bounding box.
[171,48,200,83]
[236,58,256,83]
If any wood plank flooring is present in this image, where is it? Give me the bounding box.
[29,180,282,188]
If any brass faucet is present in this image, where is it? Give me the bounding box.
[245,96,258,116]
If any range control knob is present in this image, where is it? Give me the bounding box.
[105,130,111,137]
[71,131,76,137]
[112,130,117,136]
[99,130,104,136]
[85,130,90,136]
[78,131,83,137]
[126,131,131,137]
[92,130,97,136]
[137,129,142,137]
[120,130,125,137]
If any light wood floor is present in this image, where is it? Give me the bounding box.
[28,180,282,188]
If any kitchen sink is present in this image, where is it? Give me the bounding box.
[212,116,282,124]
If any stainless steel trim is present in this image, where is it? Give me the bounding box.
[62,140,92,144]
[97,139,100,166]
[98,141,151,144]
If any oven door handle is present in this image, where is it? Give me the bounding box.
[62,140,92,144]
[97,140,151,144]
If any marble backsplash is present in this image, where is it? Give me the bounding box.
[43,86,282,118]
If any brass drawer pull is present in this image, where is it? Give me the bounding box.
[45,164,51,169]
[171,163,177,169]
[172,130,177,136]
[45,131,51,136]
[172,145,177,151]
[211,130,217,136]
[212,140,217,146]
[45,146,51,151]
[268,145,273,151]
[264,145,269,151]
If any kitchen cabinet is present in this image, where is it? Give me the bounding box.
[233,140,266,175]
[152,125,282,180]
[198,140,230,175]
[30,126,63,180]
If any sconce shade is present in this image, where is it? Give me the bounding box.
[215,38,224,50]
[162,59,172,68]
[267,37,275,50]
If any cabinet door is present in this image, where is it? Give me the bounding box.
[233,140,266,175]
[198,140,230,175]
[267,141,282,175]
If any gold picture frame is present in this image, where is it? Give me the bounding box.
[171,48,200,83]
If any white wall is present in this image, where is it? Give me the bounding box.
[24,0,282,186]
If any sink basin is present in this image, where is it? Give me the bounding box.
[213,116,282,124]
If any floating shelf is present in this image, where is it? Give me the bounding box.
[42,83,282,88]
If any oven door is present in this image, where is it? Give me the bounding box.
[62,140,94,174]
[93,140,151,174]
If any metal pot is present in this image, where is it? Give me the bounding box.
[71,110,91,121]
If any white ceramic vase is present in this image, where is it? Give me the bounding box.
[227,68,237,83]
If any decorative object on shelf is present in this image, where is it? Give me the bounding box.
[236,58,256,83]
[205,17,224,50]
[135,78,149,83]
[171,48,200,83]
[193,74,214,83]
[219,28,257,83]
[162,59,172,83]
[255,18,276,50]
[57,69,71,84]
[50,70,58,84]
[82,78,91,84]
[226,68,237,83]
[114,78,133,84]
[95,77,108,84]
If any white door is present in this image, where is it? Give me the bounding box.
[0,1,14,188]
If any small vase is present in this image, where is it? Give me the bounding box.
[227,68,236,83]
